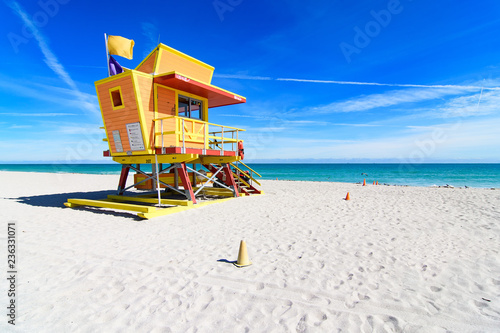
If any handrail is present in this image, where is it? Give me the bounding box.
[209,129,243,134]
[207,136,239,143]
[232,161,262,178]
[153,116,176,121]
[230,162,262,186]
[232,171,252,188]
[152,115,245,151]
[153,116,245,132]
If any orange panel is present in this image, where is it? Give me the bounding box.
[136,75,155,150]
[157,86,176,117]
[136,50,157,74]
[156,48,213,84]
[155,115,177,149]
[96,75,142,154]
[134,172,209,190]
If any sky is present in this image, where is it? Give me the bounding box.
[1,0,500,163]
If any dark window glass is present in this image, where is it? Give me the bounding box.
[178,95,203,120]
[111,90,123,107]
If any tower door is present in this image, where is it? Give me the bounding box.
[154,84,177,148]
[155,84,176,118]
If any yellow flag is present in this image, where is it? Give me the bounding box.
[107,35,134,59]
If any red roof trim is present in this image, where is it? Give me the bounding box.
[153,73,246,108]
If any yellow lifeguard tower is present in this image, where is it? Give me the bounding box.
[64,43,262,218]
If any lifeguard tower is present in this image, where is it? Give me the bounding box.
[64,43,262,218]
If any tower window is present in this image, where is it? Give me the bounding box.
[109,87,124,110]
[178,95,203,120]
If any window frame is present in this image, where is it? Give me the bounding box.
[109,86,125,110]
[177,94,204,121]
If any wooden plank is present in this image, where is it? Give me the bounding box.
[193,187,235,197]
[66,199,156,213]
[198,156,239,164]
[112,154,198,165]
[107,195,192,206]
[138,197,234,219]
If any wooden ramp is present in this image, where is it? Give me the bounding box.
[64,195,236,219]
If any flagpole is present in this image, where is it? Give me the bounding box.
[104,33,110,77]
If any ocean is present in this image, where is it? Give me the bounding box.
[1,163,499,188]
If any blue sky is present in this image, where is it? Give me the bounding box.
[1,0,500,163]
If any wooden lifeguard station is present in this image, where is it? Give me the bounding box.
[64,43,262,218]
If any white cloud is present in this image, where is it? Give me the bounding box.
[306,117,500,160]
[0,112,78,117]
[432,90,500,118]
[142,21,159,58]
[57,125,104,135]
[0,77,98,114]
[8,1,99,117]
[309,87,475,114]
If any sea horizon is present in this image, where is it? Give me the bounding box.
[1,162,499,189]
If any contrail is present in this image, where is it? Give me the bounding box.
[277,78,500,90]
[215,73,500,91]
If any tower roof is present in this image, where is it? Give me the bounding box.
[136,44,214,84]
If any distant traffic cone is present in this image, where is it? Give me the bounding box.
[234,240,252,267]
[376,181,379,185]
[373,181,375,185]
[345,192,350,200]
[363,179,366,186]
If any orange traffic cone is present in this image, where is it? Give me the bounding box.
[376,181,379,185]
[234,240,252,267]
[372,181,375,185]
[345,192,350,200]
[363,179,366,186]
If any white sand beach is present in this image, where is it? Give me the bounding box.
[1,171,499,332]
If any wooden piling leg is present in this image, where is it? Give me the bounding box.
[192,163,197,186]
[174,167,179,189]
[177,162,197,204]
[117,165,130,195]
[222,163,239,197]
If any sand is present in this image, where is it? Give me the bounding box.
[1,171,499,332]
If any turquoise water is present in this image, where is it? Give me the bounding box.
[0,163,499,188]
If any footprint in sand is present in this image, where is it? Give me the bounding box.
[192,294,214,312]
[360,315,375,333]
[472,300,500,318]
[426,301,440,315]
[272,300,293,317]
[308,309,328,327]
[296,315,308,333]
[334,280,344,290]
[430,286,442,292]
[255,282,265,290]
